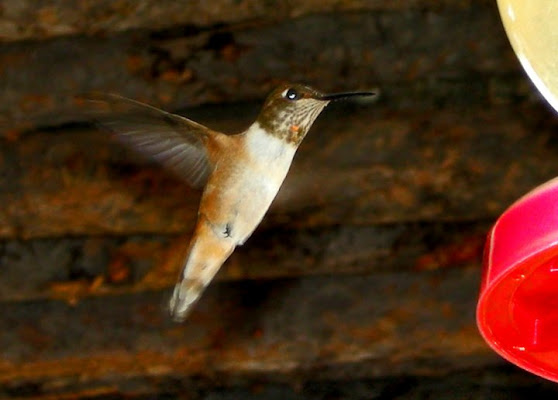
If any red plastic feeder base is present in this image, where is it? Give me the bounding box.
[478,177,558,382]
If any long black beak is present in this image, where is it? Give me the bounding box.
[318,90,377,101]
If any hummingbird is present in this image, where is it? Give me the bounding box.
[89,83,376,321]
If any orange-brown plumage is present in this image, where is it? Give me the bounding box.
[89,84,376,321]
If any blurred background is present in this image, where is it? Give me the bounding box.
[2,0,558,398]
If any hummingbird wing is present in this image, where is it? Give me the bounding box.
[86,93,213,189]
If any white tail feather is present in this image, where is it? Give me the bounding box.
[169,219,235,321]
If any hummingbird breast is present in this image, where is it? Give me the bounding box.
[200,122,297,246]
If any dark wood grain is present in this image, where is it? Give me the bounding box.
[1,1,557,397]
[0,221,487,302]
[1,104,556,238]
[0,268,496,397]
[0,4,519,131]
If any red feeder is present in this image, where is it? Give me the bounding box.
[477,177,558,382]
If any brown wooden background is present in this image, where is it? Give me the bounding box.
[2,1,558,398]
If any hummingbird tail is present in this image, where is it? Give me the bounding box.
[169,219,235,322]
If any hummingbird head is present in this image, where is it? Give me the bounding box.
[256,83,376,145]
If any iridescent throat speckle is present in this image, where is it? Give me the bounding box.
[256,85,329,145]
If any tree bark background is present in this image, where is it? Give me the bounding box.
[1,1,558,399]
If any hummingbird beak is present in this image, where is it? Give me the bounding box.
[317,90,378,102]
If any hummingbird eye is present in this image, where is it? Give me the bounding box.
[283,88,301,101]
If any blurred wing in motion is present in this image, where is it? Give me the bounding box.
[85,93,213,189]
